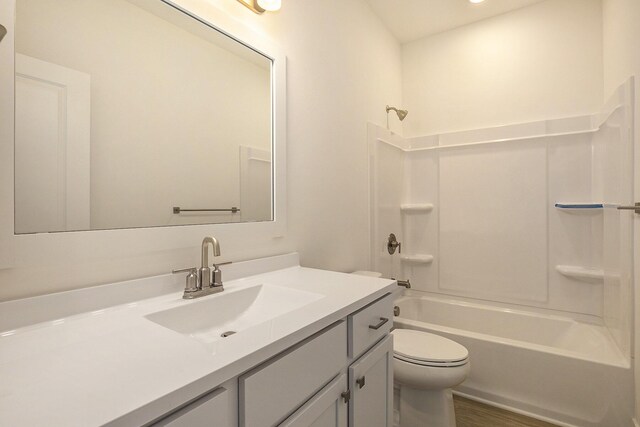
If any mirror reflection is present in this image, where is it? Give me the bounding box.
[14,0,273,234]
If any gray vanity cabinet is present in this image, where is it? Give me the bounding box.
[275,293,394,427]
[152,293,394,427]
[277,332,393,427]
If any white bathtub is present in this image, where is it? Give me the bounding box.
[394,294,634,427]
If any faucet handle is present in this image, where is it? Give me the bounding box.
[211,261,232,268]
[172,267,197,274]
[211,261,232,288]
[172,267,200,295]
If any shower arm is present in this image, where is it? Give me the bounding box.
[385,105,408,128]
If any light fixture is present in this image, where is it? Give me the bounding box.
[236,0,281,14]
[257,0,281,12]
[469,0,485,3]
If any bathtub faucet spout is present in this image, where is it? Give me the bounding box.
[395,279,411,289]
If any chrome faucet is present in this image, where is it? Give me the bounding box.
[200,236,221,288]
[172,236,231,299]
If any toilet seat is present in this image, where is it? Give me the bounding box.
[392,329,468,368]
[394,353,467,368]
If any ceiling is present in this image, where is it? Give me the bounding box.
[365,0,547,44]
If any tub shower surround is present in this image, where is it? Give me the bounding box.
[369,79,636,426]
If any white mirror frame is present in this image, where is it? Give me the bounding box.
[0,0,286,269]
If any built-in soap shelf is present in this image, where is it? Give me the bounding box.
[400,254,434,264]
[554,202,604,212]
[556,265,604,282]
[400,203,434,213]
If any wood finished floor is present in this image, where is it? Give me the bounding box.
[453,396,560,427]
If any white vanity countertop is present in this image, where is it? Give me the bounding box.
[0,253,395,427]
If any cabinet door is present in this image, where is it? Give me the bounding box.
[279,374,348,427]
[349,335,393,427]
[152,387,231,427]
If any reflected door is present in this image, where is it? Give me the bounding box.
[239,146,272,222]
[15,54,90,233]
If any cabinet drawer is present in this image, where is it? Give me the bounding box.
[348,294,393,359]
[152,387,230,427]
[240,321,347,427]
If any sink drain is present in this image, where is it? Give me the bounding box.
[221,331,236,338]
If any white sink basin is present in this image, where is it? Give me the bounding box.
[145,284,324,344]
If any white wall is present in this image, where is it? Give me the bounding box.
[196,0,404,273]
[601,0,640,422]
[0,0,403,301]
[603,0,640,95]
[401,0,603,137]
[16,0,271,230]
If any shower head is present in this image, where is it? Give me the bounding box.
[386,105,408,121]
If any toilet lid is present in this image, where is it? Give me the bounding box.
[392,329,468,366]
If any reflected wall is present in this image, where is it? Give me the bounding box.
[15,0,272,233]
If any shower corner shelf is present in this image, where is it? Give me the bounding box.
[400,203,434,213]
[556,265,604,282]
[400,254,434,264]
[555,202,604,211]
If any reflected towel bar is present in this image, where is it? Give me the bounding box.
[173,207,240,214]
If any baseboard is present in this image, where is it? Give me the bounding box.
[452,390,578,427]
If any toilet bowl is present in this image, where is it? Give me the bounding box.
[392,329,470,427]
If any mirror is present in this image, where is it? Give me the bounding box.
[14,0,273,234]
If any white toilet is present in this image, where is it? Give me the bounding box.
[350,271,470,427]
[392,329,470,427]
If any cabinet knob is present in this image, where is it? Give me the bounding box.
[356,376,366,389]
[341,390,351,403]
